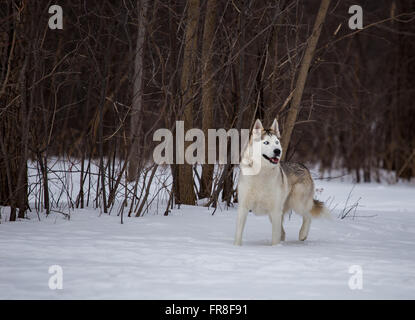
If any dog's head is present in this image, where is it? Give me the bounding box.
[252,118,282,167]
[240,118,282,174]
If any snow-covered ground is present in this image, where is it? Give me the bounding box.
[1,179,415,299]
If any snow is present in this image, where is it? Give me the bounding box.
[1,178,415,299]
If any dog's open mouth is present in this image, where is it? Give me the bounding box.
[263,154,280,164]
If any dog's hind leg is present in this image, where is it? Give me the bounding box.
[299,215,311,241]
[234,206,249,246]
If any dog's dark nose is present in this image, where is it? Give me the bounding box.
[273,149,281,156]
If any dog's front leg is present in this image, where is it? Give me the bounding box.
[234,206,249,246]
[270,210,283,246]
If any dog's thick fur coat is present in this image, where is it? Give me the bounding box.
[234,119,329,246]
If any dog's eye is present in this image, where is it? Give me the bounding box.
[263,141,269,145]
[275,141,280,145]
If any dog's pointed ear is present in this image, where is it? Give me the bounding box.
[253,119,263,131]
[271,118,281,138]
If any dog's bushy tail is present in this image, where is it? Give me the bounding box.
[310,199,331,219]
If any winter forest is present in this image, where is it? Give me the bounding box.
[1,0,415,300]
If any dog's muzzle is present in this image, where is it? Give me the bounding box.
[263,154,280,164]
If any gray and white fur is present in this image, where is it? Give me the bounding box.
[234,118,330,246]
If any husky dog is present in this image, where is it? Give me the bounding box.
[234,118,330,246]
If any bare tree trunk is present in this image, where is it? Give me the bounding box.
[199,0,217,200]
[128,0,149,181]
[98,75,108,214]
[265,1,286,113]
[177,0,199,205]
[280,0,331,158]
[0,1,29,221]
[236,0,246,130]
